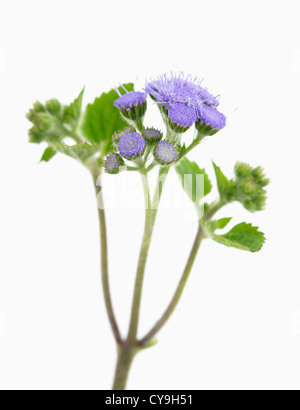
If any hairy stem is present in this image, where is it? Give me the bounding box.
[127,172,152,343]
[111,167,169,390]
[93,168,122,345]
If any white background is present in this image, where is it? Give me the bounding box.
[0,0,299,390]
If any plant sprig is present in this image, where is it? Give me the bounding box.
[26,73,269,390]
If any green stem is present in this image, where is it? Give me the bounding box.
[127,172,152,343]
[134,117,144,134]
[139,224,205,346]
[203,200,224,221]
[111,167,170,390]
[112,347,137,390]
[93,167,122,345]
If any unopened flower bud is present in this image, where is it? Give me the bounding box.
[234,162,270,212]
[33,113,53,132]
[142,128,163,144]
[26,101,45,121]
[45,99,61,115]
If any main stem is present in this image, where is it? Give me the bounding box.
[112,167,169,390]
[127,172,152,343]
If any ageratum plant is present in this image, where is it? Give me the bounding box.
[26,73,269,390]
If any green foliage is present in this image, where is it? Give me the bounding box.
[175,157,212,203]
[209,217,232,231]
[50,142,100,162]
[63,88,85,129]
[210,222,265,252]
[212,161,236,202]
[40,147,57,162]
[82,83,134,152]
[26,91,84,145]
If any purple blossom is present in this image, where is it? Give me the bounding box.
[154,140,179,165]
[196,104,226,131]
[145,72,219,110]
[168,103,197,130]
[105,153,121,174]
[114,91,147,111]
[118,132,146,159]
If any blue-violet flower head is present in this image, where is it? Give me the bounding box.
[168,102,197,132]
[114,91,147,110]
[145,72,219,110]
[104,153,124,174]
[154,140,179,165]
[196,104,226,133]
[114,91,147,120]
[118,132,146,159]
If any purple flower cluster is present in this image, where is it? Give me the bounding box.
[118,132,146,159]
[114,91,147,111]
[145,73,226,132]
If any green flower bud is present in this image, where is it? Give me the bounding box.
[233,162,270,212]
[45,99,61,115]
[26,101,45,121]
[28,128,44,144]
[33,113,53,132]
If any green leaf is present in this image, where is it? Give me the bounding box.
[82,83,134,149]
[209,217,232,231]
[210,222,266,252]
[50,142,99,162]
[175,157,212,203]
[212,161,237,202]
[40,147,57,162]
[63,88,85,127]
[212,161,230,195]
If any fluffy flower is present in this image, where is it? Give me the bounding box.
[114,91,147,111]
[145,72,219,110]
[154,140,179,165]
[118,132,146,159]
[196,104,226,131]
[168,102,197,132]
